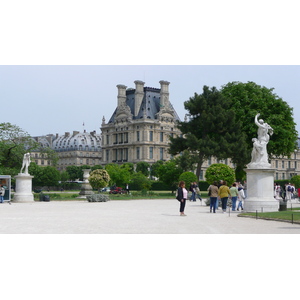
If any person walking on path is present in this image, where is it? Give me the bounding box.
[218,181,231,213]
[176,181,188,216]
[208,181,219,213]
[237,187,245,211]
[189,182,197,201]
[229,183,239,211]
[195,183,202,202]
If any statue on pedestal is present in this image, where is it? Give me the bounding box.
[20,153,31,175]
[248,113,273,168]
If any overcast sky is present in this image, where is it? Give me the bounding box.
[1,65,300,136]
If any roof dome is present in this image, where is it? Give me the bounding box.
[53,130,101,152]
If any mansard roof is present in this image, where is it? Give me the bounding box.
[108,86,180,123]
[32,130,102,152]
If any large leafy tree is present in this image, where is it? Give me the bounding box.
[156,160,183,192]
[39,166,61,188]
[205,163,235,186]
[66,166,81,181]
[169,86,248,179]
[221,81,298,174]
[130,172,152,191]
[136,161,150,177]
[178,171,198,189]
[150,160,164,178]
[0,122,38,175]
[105,163,131,187]
[174,150,197,172]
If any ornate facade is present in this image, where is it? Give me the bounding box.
[100,80,181,165]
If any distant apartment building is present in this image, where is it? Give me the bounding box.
[32,130,102,171]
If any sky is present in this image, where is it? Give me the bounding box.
[1,65,300,136]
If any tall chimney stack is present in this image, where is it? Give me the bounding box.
[117,84,127,107]
[159,80,170,108]
[134,80,145,116]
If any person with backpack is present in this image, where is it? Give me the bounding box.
[286,183,292,201]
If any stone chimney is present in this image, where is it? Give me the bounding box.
[159,80,170,108]
[134,80,145,116]
[117,84,127,107]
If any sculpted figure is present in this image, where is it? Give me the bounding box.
[248,113,273,168]
[255,113,273,144]
[20,153,31,174]
[251,138,263,163]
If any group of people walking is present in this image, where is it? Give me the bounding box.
[274,182,297,201]
[176,180,246,216]
[207,180,246,213]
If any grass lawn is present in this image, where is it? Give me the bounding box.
[239,207,300,224]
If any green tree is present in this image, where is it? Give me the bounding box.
[39,166,61,188]
[156,160,183,192]
[130,172,152,191]
[66,166,81,181]
[150,160,164,178]
[136,161,150,177]
[178,172,198,189]
[221,81,298,177]
[28,162,44,187]
[291,175,300,189]
[205,163,235,186]
[105,163,131,187]
[88,169,110,192]
[169,86,248,179]
[60,170,70,182]
[0,122,39,175]
[121,163,135,174]
[91,165,103,171]
[174,150,197,172]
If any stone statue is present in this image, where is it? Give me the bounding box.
[248,113,273,168]
[20,153,31,174]
[255,113,273,144]
[250,138,263,163]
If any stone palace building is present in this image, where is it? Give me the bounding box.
[100,80,181,165]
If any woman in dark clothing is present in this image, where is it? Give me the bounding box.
[177,181,188,216]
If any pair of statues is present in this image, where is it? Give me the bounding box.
[249,113,273,167]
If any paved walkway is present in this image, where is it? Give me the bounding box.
[0,199,300,234]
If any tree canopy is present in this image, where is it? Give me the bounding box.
[205,163,235,186]
[221,81,298,178]
[169,85,248,179]
[88,169,110,192]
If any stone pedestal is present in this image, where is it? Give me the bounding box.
[79,169,94,198]
[244,168,279,212]
[14,173,34,202]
